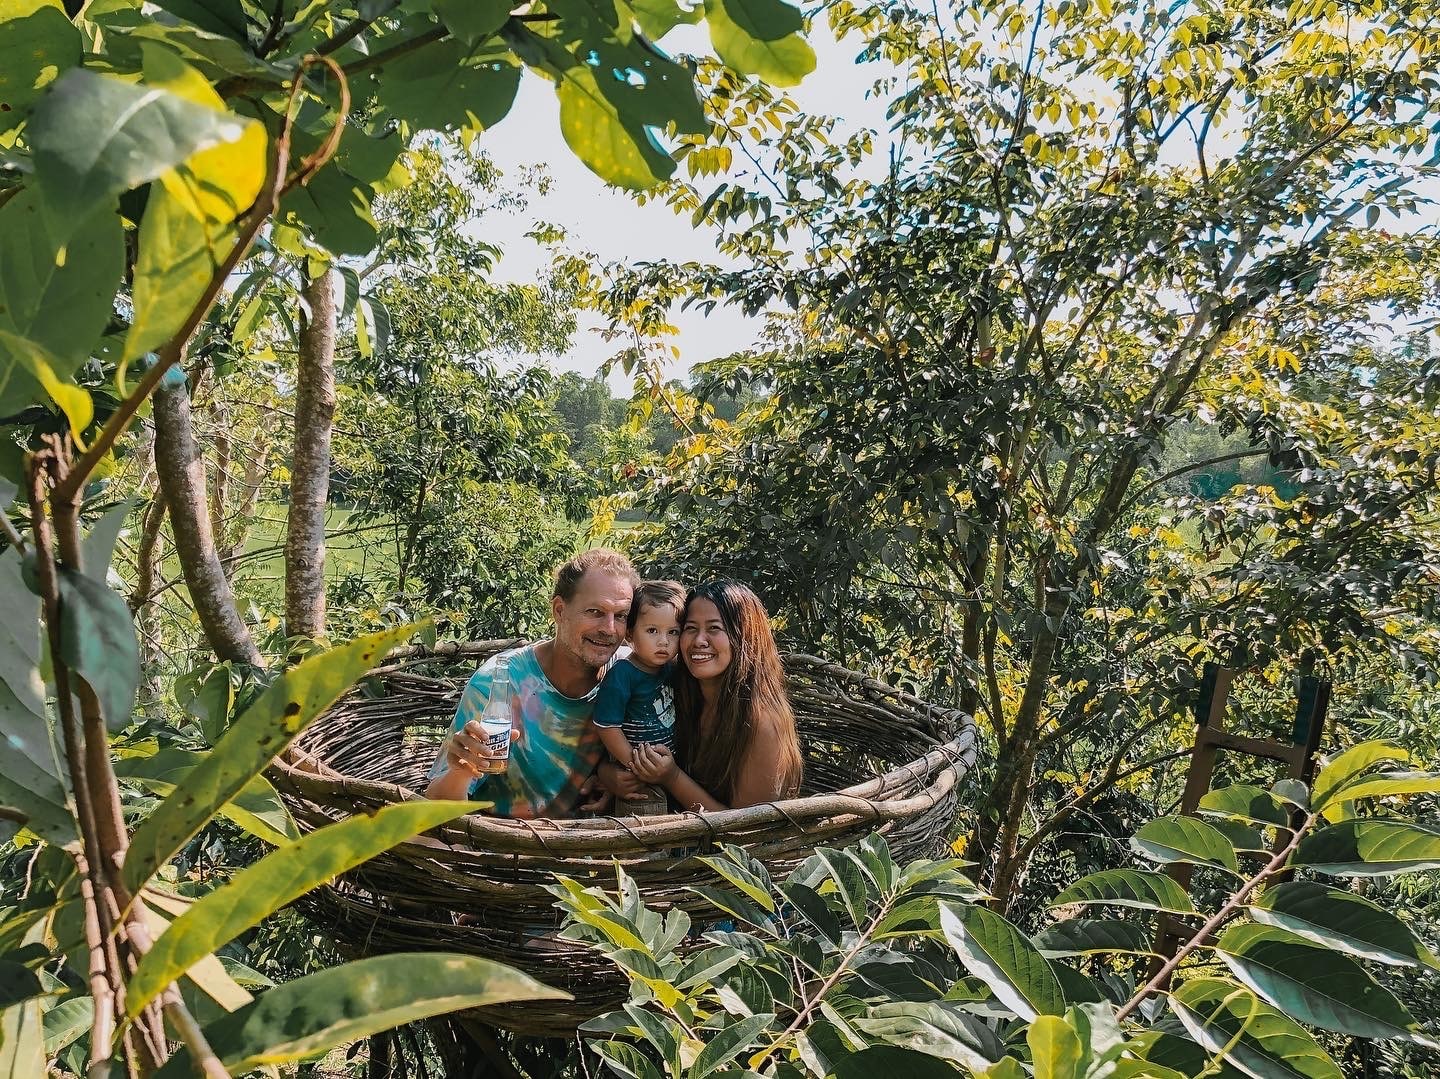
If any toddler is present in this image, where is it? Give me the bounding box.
[593,579,686,815]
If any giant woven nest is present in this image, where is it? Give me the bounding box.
[268,640,977,1036]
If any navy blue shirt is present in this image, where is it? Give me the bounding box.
[592,657,676,749]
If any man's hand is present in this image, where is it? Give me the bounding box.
[631,744,678,786]
[596,760,648,802]
[443,719,513,775]
[577,773,613,814]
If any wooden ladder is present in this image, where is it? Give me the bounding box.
[1152,662,1332,961]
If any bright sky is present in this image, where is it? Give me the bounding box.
[476,23,894,393]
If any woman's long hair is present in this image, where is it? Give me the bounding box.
[673,580,803,805]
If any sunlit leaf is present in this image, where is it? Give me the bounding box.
[1131,816,1239,873]
[126,799,473,1017]
[154,953,566,1076]
[1170,976,1343,1079]
[1216,923,1434,1044]
[1050,869,1197,915]
[1250,881,1440,968]
[939,902,1064,1021]
[1293,817,1440,877]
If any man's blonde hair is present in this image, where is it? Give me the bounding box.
[552,548,639,600]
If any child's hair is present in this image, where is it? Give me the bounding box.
[626,579,687,633]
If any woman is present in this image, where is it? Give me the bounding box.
[630,580,804,811]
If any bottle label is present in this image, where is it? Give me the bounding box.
[482,718,511,759]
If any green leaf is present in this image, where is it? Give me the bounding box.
[126,186,231,364]
[1250,881,1439,968]
[154,952,566,1077]
[435,0,511,43]
[57,565,139,732]
[852,1001,1001,1073]
[148,0,249,41]
[938,902,1063,1021]
[704,0,815,87]
[826,1045,969,1078]
[126,799,473,1018]
[1032,918,1156,958]
[30,68,256,223]
[1215,922,1433,1044]
[1139,1031,1248,1078]
[1271,779,1309,809]
[122,622,418,893]
[1131,816,1239,873]
[1199,784,1291,828]
[1311,740,1408,811]
[626,0,703,38]
[697,851,776,913]
[0,189,123,367]
[1170,976,1343,1079]
[817,847,870,929]
[1293,817,1440,876]
[0,549,74,847]
[0,330,94,442]
[0,921,47,1076]
[692,1012,773,1078]
[1322,771,1440,820]
[779,880,842,945]
[1026,1014,1085,1079]
[373,39,522,137]
[113,747,300,847]
[81,500,133,579]
[0,0,80,126]
[41,996,90,1056]
[0,961,42,1008]
[594,1040,666,1079]
[1049,869,1197,915]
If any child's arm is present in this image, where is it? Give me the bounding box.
[597,724,635,769]
[632,745,727,812]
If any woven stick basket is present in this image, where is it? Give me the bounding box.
[268,640,976,1036]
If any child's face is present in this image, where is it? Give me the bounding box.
[629,603,680,669]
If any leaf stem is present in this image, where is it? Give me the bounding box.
[1116,810,1317,1022]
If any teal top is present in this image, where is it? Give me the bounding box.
[427,644,603,819]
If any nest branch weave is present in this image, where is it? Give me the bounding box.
[268,642,976,1035]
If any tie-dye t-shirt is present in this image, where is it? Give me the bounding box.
[427,644,603,819]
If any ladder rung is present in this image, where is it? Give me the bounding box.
[1196,727,1305,765]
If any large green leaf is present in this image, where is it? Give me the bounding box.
[1198,784,1291,828]
[1026,1014,1085,1079]
[1322,771,1440,820]
[938,902,1064,1021]
[1215,923,1433,1044]
[1033,918,1156,958]
[1170,976,1342,1079]
[0,189,123,366]
[373,39,522,137]
[435,0,511,43]
[704,0,815,87]
[852,1001,1002,1073]
[626,0,703,39]
[510,0,709,190]
[0,330,94,441]
[122,623,418,893]
[127,185,232,362]
[56,565,140,732]
[41,996,90,1056]
[0,0,80,127]
[1131,816,1239,873]
[1292,817,1440,876]
[1310,740,1408,812]
[113,747,300,847]
[1049,869,1197,915]
[692,1013,773,1078]
[29,68,254,222]
[126,798,472,1017]
[0,549,74,847]
[826,1046,971,1079]
[1140,1030,1248,1079]
[148,0,249,41]
[0,920,47,1076]
[1250,881,1439,968]
[154,952,566,1076]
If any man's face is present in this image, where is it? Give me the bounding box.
[552,570,633,673]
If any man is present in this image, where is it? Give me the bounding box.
[425,548,646,817]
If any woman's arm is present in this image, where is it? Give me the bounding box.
[727,713,793,810]
[632,745,728,812]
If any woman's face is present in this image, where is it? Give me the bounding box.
[680,597,733,682]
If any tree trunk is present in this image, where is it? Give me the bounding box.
[218,434,272,573]
[209,397,231,550]
[153,377,262,665]
[285,268,337,639]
